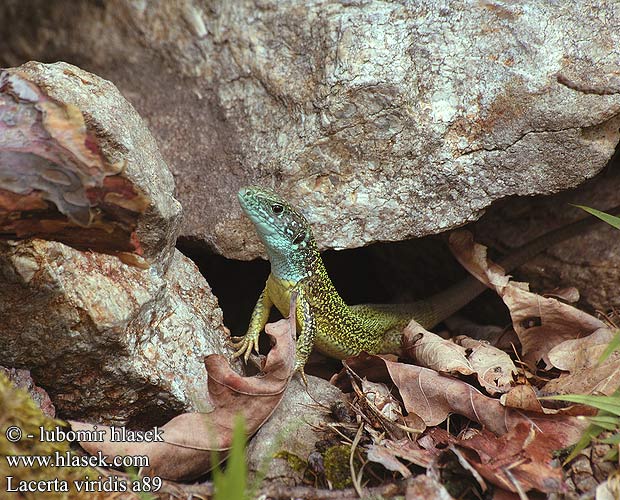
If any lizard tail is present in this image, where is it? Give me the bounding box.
[420,204,620,329]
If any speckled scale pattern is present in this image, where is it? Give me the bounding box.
[234,185,607,374]
[235,185,420,371]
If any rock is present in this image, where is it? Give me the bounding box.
[1,2,619,259]
[0,61,230,426]
[0,61,182,269]
[0,366,56,417]
[0,238,234,427]
[246,375,345,486]
[473,171,620,313]
[405,475,454,500]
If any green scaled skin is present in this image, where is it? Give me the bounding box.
[232,186,417,382]
[233,186,620,383]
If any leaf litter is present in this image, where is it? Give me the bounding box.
[68,230,619,498]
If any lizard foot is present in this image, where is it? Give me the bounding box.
[231,334,260,362]
[293,360,308,387]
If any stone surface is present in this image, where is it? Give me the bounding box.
[0,366,56,418]
[1,1,619,259]
[246,375,345,486]
[0,61,182,269]
[0,239,234,426]
[0,60,231,426]
[473,170,620,313]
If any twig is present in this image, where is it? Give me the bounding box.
[349,423,365,497]
[503,466,529,500]
[557,73,620,95]
[259,481,404,499]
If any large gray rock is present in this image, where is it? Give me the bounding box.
[0,61,182,269]
[1,1,618,259]
[246,375,345,486]
[0,239,233,426]
[0,61,235,426]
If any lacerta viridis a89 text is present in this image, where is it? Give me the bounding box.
[232,186,616,380]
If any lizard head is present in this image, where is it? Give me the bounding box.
[238,186,317,279]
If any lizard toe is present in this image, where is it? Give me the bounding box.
[231,337,254,360]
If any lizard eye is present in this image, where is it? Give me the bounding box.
[271,204,283,214]
[293,232,305,245]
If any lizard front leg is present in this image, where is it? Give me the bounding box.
[232,286,273,362]
[294,286,317,385]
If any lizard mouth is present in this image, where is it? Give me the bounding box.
[237,187,276,237]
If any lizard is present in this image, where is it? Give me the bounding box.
[232,185,618,381]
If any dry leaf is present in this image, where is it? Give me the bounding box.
[431,423,564,493]
[71,316,296,480]
[500,385,544,412]
[373,439,435,469]
[367,444,412,478]
[339,353,586,446]
[543,287,580,303]
[444,316,516,350]
[453,336,517,394]
[402,320,474,376]
[448,229,620,401]
[405,475,455,500]
[542,351,620,397]
[361,379,401,422]
[448,230,607,367]
[548,327,615,372]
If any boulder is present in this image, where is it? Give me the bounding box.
[1,1,619,259]
[0,61,182,269]
[0,240,233,426]
[0,61,235,426]
[246,375,345,486]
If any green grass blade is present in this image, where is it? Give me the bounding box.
[574,205,620,230]
[214,414,248,500]
[587,415,620,430]
[600,433,620,445]
[598,330,620,364]
[542,394,620,415]
[563,423,604,464]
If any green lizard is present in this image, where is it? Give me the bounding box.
[232,185,616,380]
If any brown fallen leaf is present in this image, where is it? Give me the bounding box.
[547,327,615,373]
[369,438,435,470]
[448,231,607,367]
[542,351,620,398]
[71,314,296,480]
[543,286,580,303]
[444,316,517,351]
[402,320,474,376]
[453,336,517,394]
[338,353,586,446]
[361,379,402,422]
[367,443,412,478]
[402,320,516,395]
[405,474,455,500]
[448,230,620,404]
[500,384,545,412]
[428,423,565,494]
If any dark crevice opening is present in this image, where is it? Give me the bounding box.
[177,232,508,340]
[179,157,620,340]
